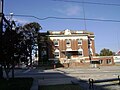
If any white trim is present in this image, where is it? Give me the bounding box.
[66,39,71,47]
[54,40,59,46]
[50,36,88,40]
[78,39,82,45]
[54,49,60,58]
[66,48,72,51]
[78,48,83,56]
[76,31,84,33]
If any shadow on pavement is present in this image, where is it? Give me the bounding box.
[13,66,120,90]
[38,69,120,90]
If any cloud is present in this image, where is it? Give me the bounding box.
[56,5,82,16]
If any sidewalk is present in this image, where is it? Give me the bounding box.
[30,78,38,90]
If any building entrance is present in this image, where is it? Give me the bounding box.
[67,52,72,59]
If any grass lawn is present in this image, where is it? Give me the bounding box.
[0,77,33,90]
[39,84,82,90]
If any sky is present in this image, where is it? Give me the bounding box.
[3,0,120,53]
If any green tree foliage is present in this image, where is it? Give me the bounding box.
[1,25,22,79]
[100,48,114,56]
[0,21,41,79]
[22,22,42,66]
[23,22,42,32]
[95,53,99,56]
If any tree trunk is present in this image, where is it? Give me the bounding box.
[30,46,32,67]
[3,64,10,80]
[0,65,3,78]
[11,61,14,78]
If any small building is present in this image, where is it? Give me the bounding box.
[113,56,120,64]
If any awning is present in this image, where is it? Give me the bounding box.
[61,50,79,55]
[62,50,78,52]
[91,60,100,64]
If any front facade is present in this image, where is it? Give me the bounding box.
[47,29,95,63]
[38,29,114,67]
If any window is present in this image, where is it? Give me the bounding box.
[78,51,83,56]
[54,49,60,58]
[66,53,72,59]
[54,52,59,58]
[54,40,59,46]
[99,60,103,64]
[106,59,112,64]
[78,48,83,56]
[66,39,71,47]
[78,39,82,45]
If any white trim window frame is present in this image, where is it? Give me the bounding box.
[54,49,60,58]
[78,48,83,56]
[54,39,59,46]
[66,39,71,47]
[78,39,82,45]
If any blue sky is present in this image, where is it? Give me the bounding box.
[4,0,120,53]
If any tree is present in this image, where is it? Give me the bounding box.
[95,53,99,56]
[100,48,114,56]
[22,22,42,66]
[1,25,21,79]
[0,21,41,79]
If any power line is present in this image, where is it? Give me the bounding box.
[53,0,120,7]
[5,14,44,20]
[5,14,120,23]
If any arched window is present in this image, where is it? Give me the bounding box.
[53,39,59,46]
[66,39,71,47]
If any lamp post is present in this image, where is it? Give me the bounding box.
[10,12,16,30]
[10,12,13,24]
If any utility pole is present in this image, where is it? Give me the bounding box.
[0,0,3,33]
[0,0,3,79]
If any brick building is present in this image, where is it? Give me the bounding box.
[38,29,114,67]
